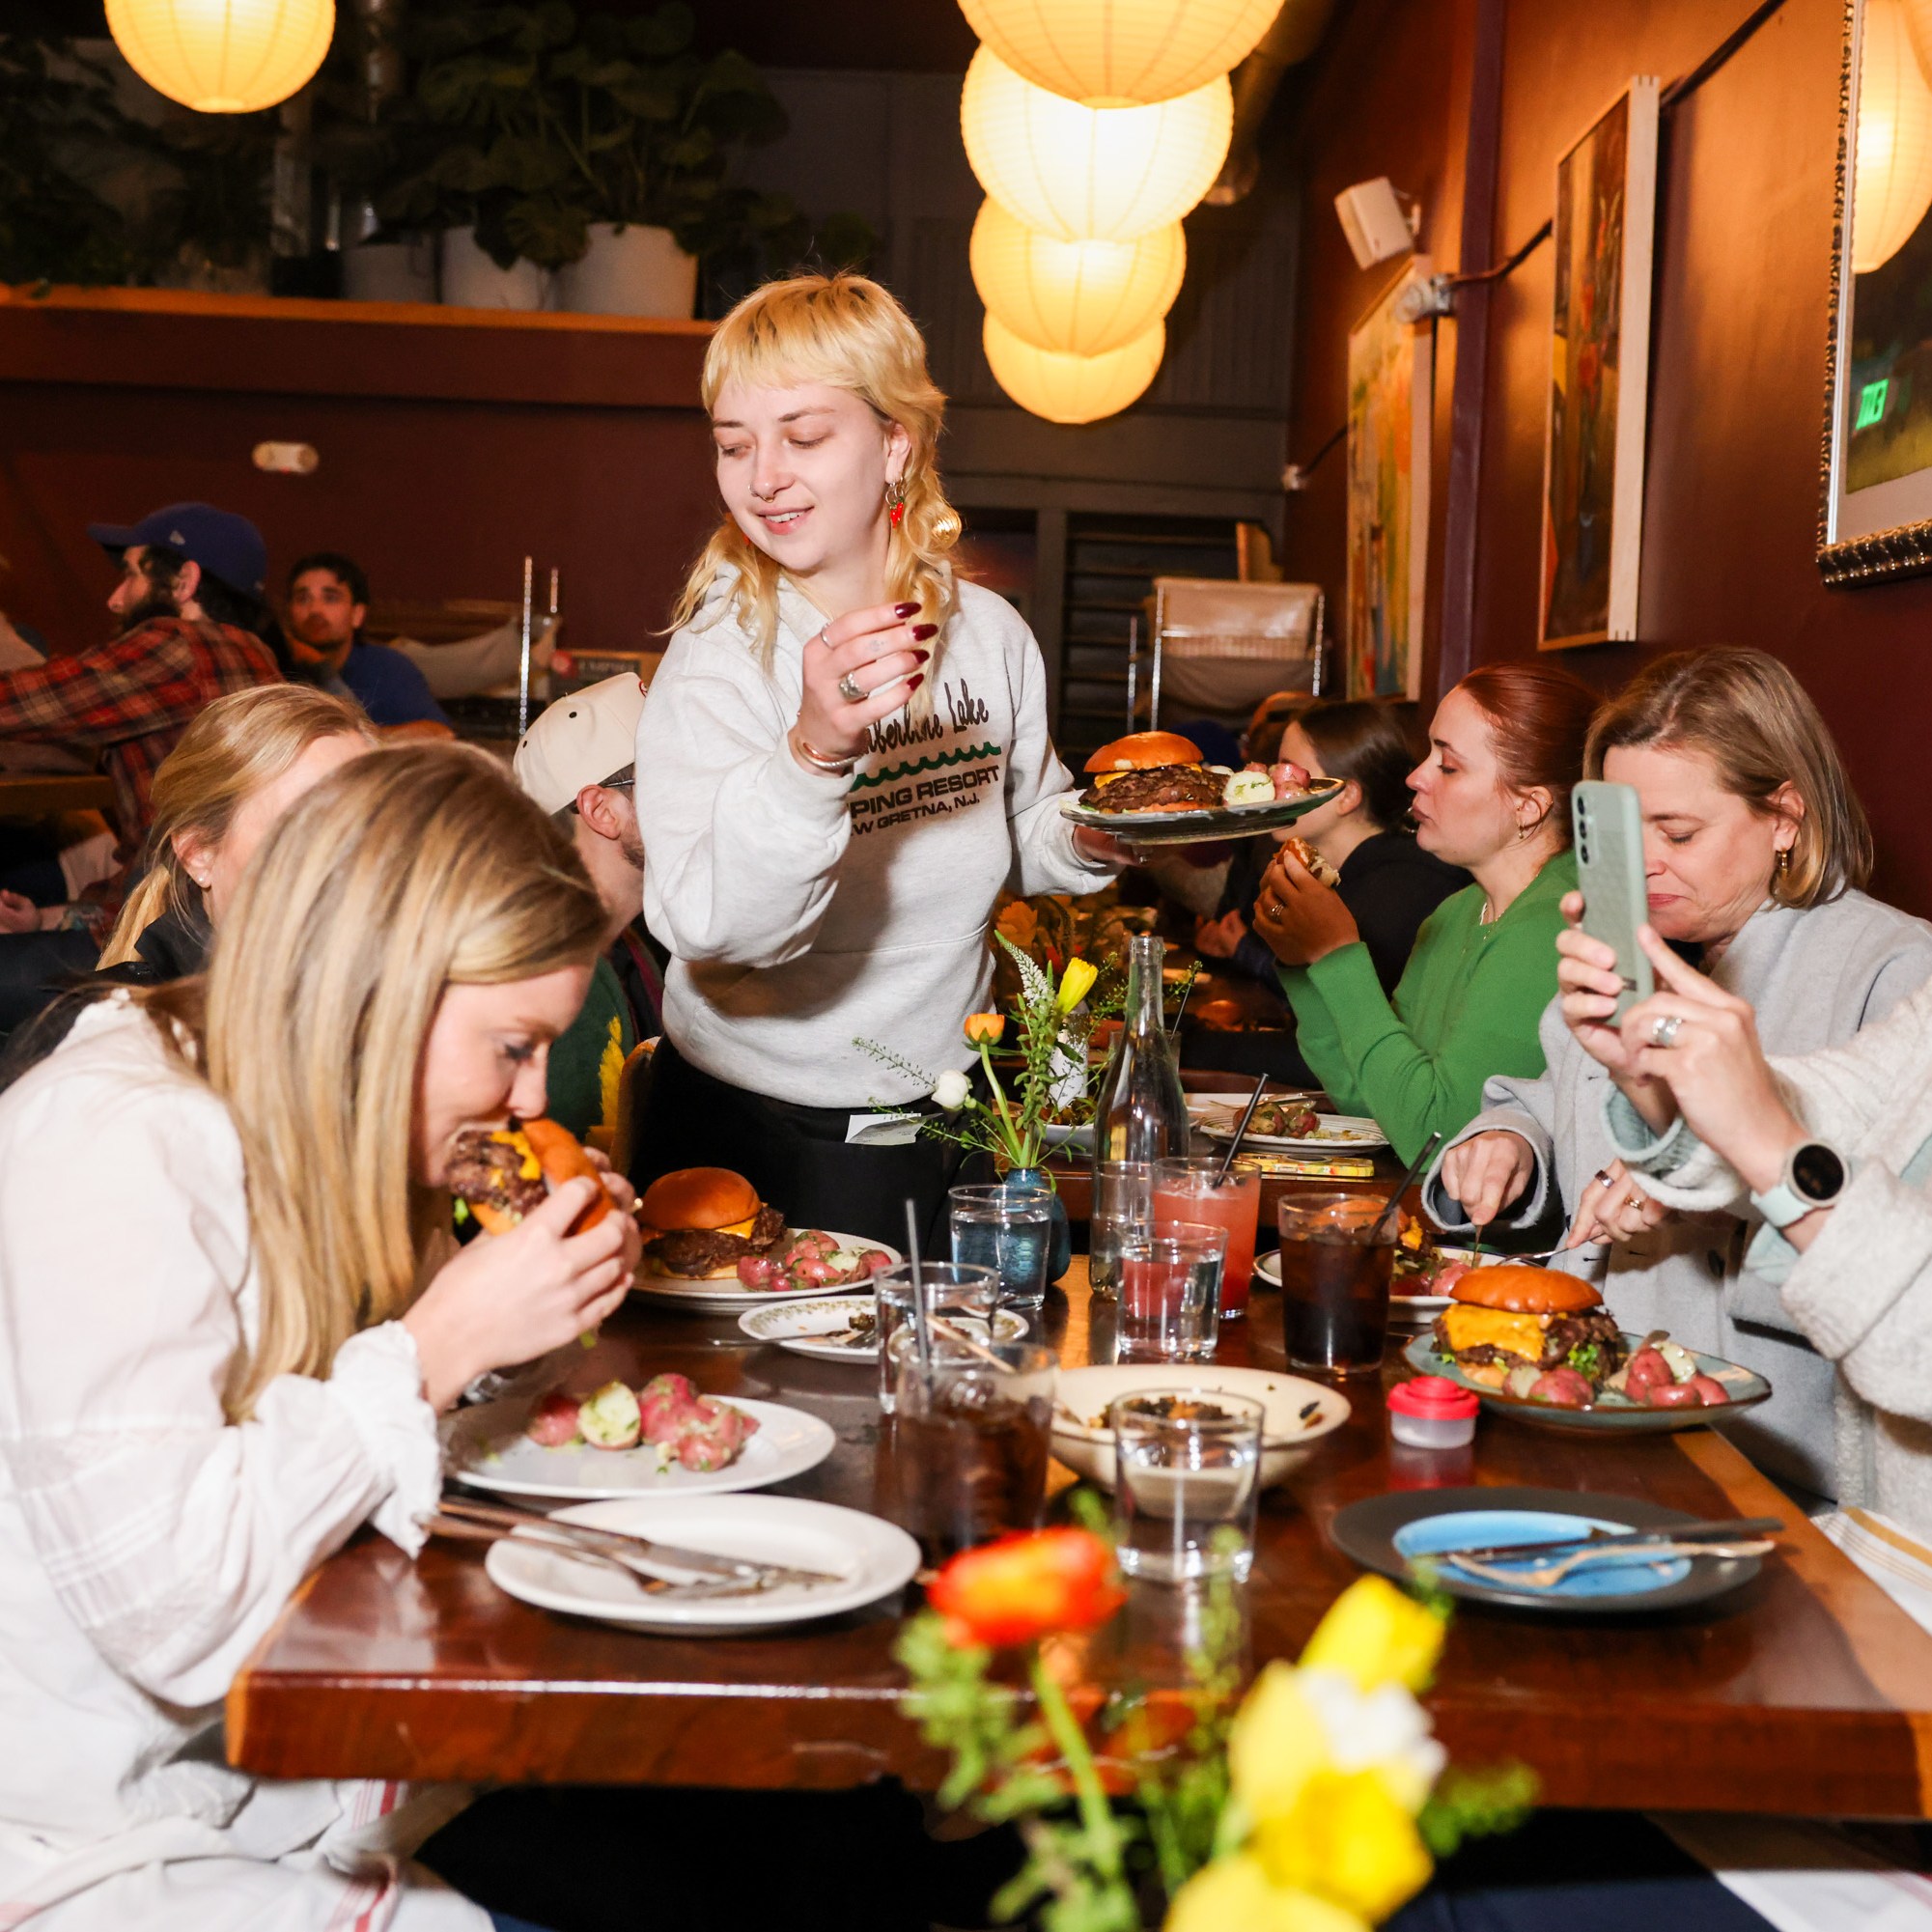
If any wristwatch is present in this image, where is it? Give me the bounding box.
[1750,1139,1850,1230]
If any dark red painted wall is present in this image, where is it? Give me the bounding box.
[1282,0,1932,913]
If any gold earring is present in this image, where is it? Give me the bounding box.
[1776,844,1792,875]
[884,477,907,528]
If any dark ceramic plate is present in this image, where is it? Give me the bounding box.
[1329,1485,1765,1614]
[1401,1331,1773,1434]
[1058,778,1344,845]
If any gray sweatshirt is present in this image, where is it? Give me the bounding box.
[1610,971,1932,1543]
[1424,892,1932,1497]
[636,571,1114,1107]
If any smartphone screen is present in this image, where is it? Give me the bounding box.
[1571,780,1654,1021]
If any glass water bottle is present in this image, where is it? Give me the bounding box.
[1090,934,1191,1176]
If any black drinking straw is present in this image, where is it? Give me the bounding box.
[904,1197,935,1385]
[1214,1077,1272,1187]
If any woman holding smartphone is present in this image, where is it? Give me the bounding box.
[1251,661,1598,1162]
[632,273,1121,1241]
[1428,650,1932,1498]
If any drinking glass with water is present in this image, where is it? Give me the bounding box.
[871,1261,998,1414]
[1089,1160,1154,1301]
[1110,1389,1263,1582]
[948,1181,1053,1309]
[1116,1224,1225,1362]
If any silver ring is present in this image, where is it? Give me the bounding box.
[1650,1013,1683,1049]
[837,670,869,704]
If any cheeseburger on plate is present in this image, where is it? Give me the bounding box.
[637,1166,785,1279]
[1078,731,1225,814]
[1430,1265,1625,1392]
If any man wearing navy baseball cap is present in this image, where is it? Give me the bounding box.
[0,502,280,979]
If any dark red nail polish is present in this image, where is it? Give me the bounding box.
[910,673,926,690]
[913,649,932,663]
[894,601,920,618]
[911,622,938,640]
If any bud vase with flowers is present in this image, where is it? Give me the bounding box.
[857,938,1100,1282]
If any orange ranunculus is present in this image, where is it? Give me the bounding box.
[964,1012,1007,1046]
[927,1528,1124,1648]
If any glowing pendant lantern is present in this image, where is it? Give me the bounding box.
[961,46,1232,244]
[983,313,1164,424]
[1854,0,1932,270]
[960,0,1280,107]
[970,199,1184,357]
[106,0,334,113]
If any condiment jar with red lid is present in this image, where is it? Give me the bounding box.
[1387,1376,1479,1449]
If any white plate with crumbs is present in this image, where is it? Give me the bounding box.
[737,1294,1029,1362]
[485,1494,920,1632]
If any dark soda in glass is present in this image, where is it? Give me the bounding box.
[1277,1230,1394,1374]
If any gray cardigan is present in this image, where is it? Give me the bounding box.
[1423,891,1932,1498]
[1610,973,1932,1543]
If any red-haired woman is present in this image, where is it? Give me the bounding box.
[1252,661,1598,1162]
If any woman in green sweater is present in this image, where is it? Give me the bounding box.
[1251,662,1600,1162]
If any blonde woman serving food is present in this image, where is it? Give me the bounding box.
[634,274,1120,1238]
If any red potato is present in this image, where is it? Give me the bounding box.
[736,1254,776,1289]
[1622,1348,1674,1403]
[1646,1381,1705,1409]
[1270,760,1312,797]
[637,1373,702,1444]
[1431,1261,1471,1296]
[859,1249,895,1278]
[524,1389,583,1447]
[1526,1367,1594,1408]
[1686,1374,1729,1407]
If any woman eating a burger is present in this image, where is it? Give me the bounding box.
[0,744,637,1928]
[1251,660,1599,1162]
[633,272,1122,1242]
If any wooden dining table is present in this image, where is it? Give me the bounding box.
[229,1260,1932,1819]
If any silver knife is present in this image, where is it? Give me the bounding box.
[1432,1514,1783,1567]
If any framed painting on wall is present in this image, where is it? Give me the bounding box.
[1821,0,1932,584]
[1344,259,1433,699]
[1538,76,1660,650]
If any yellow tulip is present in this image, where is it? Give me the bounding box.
[1165,1855,1369,1932]
[1055,956,1100,1013]
[1251,1771,1435,1922]
[1299,1576,1444,1694]
[1227,1664,1330,1823]
[964,1012,1007,1045]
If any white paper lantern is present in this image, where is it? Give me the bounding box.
[983,313,1164,423]
[107,0,334,113]
[969,200,1184,356]
[1855,0,1932,271]
[959,0,1279,107]
[961,46,1232,244]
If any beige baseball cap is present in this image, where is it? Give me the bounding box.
[513,673,647,814]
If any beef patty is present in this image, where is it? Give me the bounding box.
[447,1134,549,1218]
[1433,1308,1626,1382]
[646,1201,786,1277]
[1078,763,1225,812]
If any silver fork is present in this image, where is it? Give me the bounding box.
[1446,1538,1773,1590]
[431,1516,777,1599]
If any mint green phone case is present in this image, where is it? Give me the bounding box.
[1571,780,1654,1021]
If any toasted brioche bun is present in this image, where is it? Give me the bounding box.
[1282,836,1340,887]
[466,1119,611,1237]
[1083,730,1204,776]
[638,1166,761,1235]
[1450,1264,1602,1316]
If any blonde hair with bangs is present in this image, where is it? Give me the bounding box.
[177,743,606,1417]
[1584,647,1872,910]
[98,683,376,968]
[669,272,961,671]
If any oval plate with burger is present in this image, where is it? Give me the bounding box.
[1402,1263,1771,1432]
[1059,731,1344,845]
[630,1166,902,1310]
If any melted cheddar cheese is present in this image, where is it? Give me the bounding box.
[1438,1304,1551,1361]
[489,1128,543,1181]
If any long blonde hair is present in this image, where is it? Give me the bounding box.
[153,744,606,1416]
[1584,648,1871,908]
[668,272,961,670]
[98,684,375,968]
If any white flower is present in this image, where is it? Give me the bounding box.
[1298,1669,1446,1809]
[932,1068,972,1112]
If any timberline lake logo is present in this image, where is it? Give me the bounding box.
[852,679,1000,834]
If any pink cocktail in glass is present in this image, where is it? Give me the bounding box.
[1151,1159,1261,1318]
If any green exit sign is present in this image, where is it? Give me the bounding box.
[1857,378,1890,430]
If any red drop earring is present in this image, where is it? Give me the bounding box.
[885,477,907,528]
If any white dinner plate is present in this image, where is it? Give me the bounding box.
[444,1392,835,1501]
[1251,1249,1450,1315]
[1058,780,1343,846]
[1199,1110,1388,1153]
[629,1232,902,1311]
[485,1494,921,1633]
[736,1294,1031,1362]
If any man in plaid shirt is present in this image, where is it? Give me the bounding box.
[0,503,282,943]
